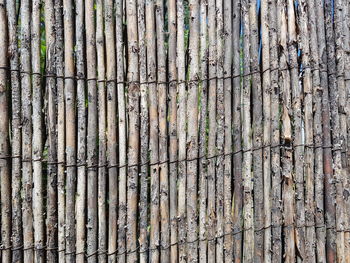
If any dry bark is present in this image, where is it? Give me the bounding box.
[21,0,34,260]
[126,1,140,262]
[168,0,179,261]
[207,0,217,260]
[0,1,11,262]
[138,0,149,262]
[176,0,187,261]
[6,0,23,261]
[75,0,86,261]
[96,0,107,261]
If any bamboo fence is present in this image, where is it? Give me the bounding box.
[0,0,350,262]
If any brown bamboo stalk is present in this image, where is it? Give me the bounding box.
[138,0,149,261]
[215,0,224,260]
[0,1,11,262]
[168,0,178,261]
[250,0,264,261]
[86,0,98,259]
[105,0,118,261]
[116,0,127,261]
[269,0,282,261]
[176,0,187,261]
[307,0,326,261]
[146,0,160,261]
[298,1,316,261]
[278,0,295,261]
[261,0,271,261]
[223,0,233,261]
[96,0,107,261]
[32,0,44,260]
[20,0,34,260]
[287,0,305,261]
[7,0,23,261]
[232,0,243,261]
[242,0,254,261]
[44,0,58,260]
[55,0,66,260]
[126,0,140,261]
[207,0,217,260]
[155,1,170,261]
[75,0,86,261]
[315,0,336,261]
[186,1,200,261]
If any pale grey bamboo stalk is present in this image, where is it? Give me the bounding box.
[116,0,127,261]
[105,0,118,261]
[20,0,34,260]
[0,1,11,262]
[287,0,305,261]
[168,0,178,261]
[207,0,217,260]
[261,0,271,261]
[155,1,170,261]
[223,0,233,261]
[138,0,149,262]
[44,0,58,261]
[250,0,264,261]
[176,0,187,261]
[242,0,254,261]
[96,0,107,261]
[126,0,140,262]
[307,0,326,261]
[269,0,282,261]
[232,0,243,261]
[55,0,66,260]
[75,0,86,261]
[7,0,23,261]
[86,0,98,259]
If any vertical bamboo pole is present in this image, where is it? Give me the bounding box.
[242,0,254,261]
[207,0,217,261]
[261,0,271,261]
[0,1,11,262]
[7,0,23,261]
[232,0,243,261]
[278,0,295,261]
[168,0,179,261]
[105,0,118,260]
[287,0,305,261]
[215,0,224,260]
[116,0,127,260]
[155,1,170,261]
[298,1,316,262]
[186,1,200,261]
[269,0,282,261]
[86,0,98,259]
[176,0,187,261]
[223,0,233,261]
[308,0,326,260]
[32,0,44,260]
[138,0,149,261]
[96,0,107,261]
[249,0,264,261]
[326,0,345,260]
[75,0,86,260]
[146,0,159,261]
[315,0,336,261]
[126,0,140,261]
[55,0,66,260]
[20,0,34,260]
[45,0,58,260]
